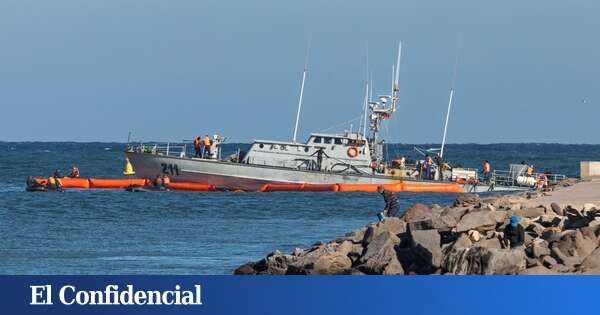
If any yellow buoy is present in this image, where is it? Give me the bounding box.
[123,157,135,176]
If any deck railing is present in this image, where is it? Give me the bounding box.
[126,143,188,158]
[490,170,566,187]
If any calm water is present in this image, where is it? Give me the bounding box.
[1,142,599,274]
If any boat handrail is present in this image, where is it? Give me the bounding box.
[127,142,188,158]
[491,169,566,187]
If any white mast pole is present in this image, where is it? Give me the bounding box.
[439,89,454,159]
[440,42,460,159]
[393,41,402,111]
[292,45,310,143]
[362,81,369,137]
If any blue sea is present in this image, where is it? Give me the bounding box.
[0,142,599,274]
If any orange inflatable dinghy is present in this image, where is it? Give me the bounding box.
[57,178,90,189]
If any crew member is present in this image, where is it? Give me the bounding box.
[311,148,328,171]
[203,134,211,158]
[526,164,534,177]
[503,215,525,248]
[377,186,400,220]
[153,175,164,188]
[162,175,171,188]
[26,176,43,189]
[535,172,548,190]
[482,160,491,182]
[424,155,433,180]
[69,165,80,178]
[47,176,62,191]
[193,137,201,157]
[53,169,63,178]
[370,160,378,175]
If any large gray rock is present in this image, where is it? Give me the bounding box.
[554,230,597,258]
[525,222,545,238]
[344,227,367,243]
[311,251,352,274]
[530,239,550,258]
[432,213,459,232]
[513,207,546,219]
[550,246,583,271]
[579,247,600,273]
[408,218,434,231]
[410,229,442,268]
[363,218,407,243]
[288,241,355,275]
[537,214,563,228]
[402,203,432,222]
[456,211,498,233]
[453,194,481,207]
[358,231,403,275]
[542,255,558,268]
[551,203,563,216]
[443,247,526,275]
[440,206,471,223]
[519,265,554,275]
[476,237,502,249]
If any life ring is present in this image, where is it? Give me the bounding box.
[347,147,359,158]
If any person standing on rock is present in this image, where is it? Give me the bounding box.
[503,215,525,248]
[377,186,400,221]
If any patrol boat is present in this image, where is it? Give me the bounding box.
[124,44,545,192]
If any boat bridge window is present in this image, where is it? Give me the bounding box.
[324,137,333,144]
[313,137,322,143]
[334,138,344,145]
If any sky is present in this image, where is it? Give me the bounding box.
[0,0,598,143]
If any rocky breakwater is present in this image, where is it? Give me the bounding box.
[235,189,600,275]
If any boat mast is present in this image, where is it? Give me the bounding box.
[367,42,402,162]
[362,81,369,138]
[392,41,401,110]
[439,45,460,160]
[292,45,310,143]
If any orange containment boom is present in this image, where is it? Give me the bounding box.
[402,182,462,193]
[337,184,381,192]
[89,178,148,189]
[258,183,340,192]
[167,182,216,192]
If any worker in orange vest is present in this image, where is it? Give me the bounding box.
[193,137,201,157]
[526,165,534,177]
[203,135,211,158]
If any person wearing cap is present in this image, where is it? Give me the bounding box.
[503,215,525,248]
[377,186,400,221]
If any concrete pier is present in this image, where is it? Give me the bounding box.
[581,161,600,179]
[525,178,600,209]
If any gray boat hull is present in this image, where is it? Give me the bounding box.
[125,152,524,193]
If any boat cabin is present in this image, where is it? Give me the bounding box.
[242,132,373,172]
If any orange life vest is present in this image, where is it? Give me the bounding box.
[203,136,211,146]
